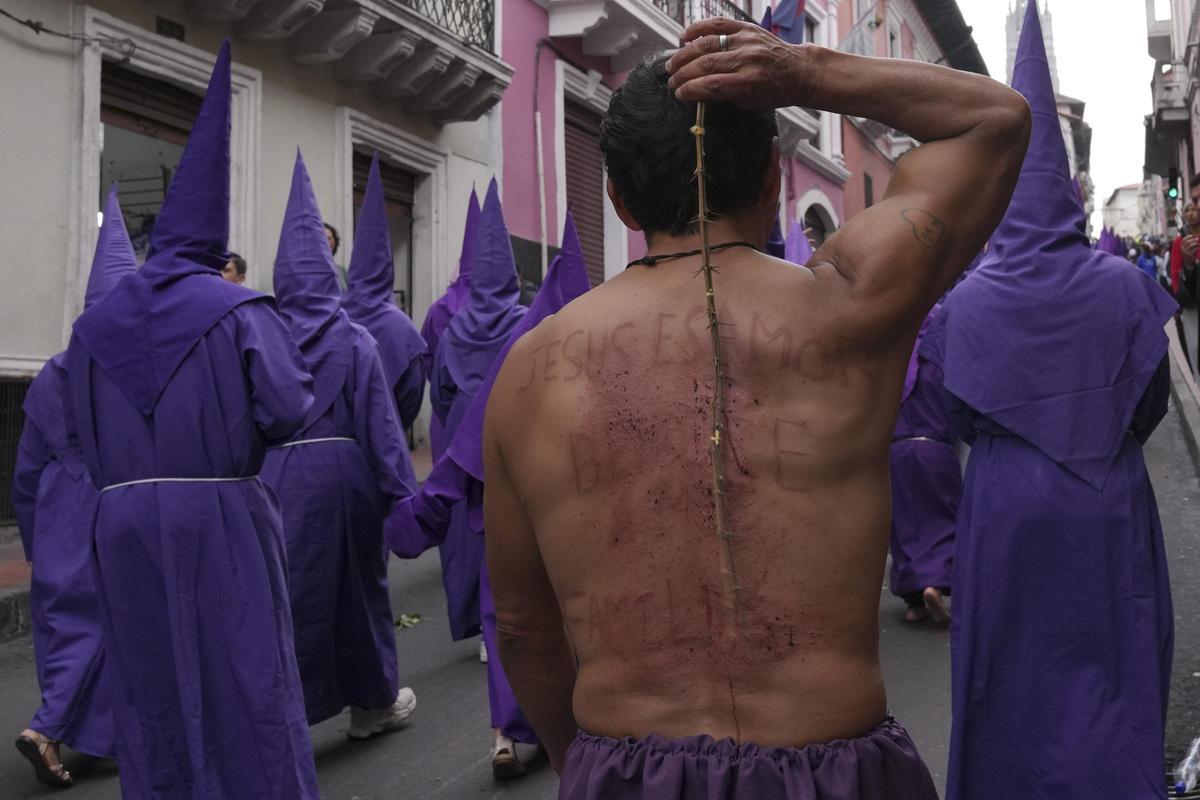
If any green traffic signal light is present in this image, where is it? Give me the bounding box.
[1169,186,1180,199]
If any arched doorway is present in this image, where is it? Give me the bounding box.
[803,204,836,247]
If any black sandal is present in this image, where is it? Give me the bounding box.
[15,732,74,787]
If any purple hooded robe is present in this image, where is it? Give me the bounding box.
[425,178,528,641]
[387,211,592,742]
[920,5,1178,797]
[422,189,481,459]
[784,220,813,265]
[888,304,958,602]
[261,152,417,724]
[343,154,428,430]
[10,185,133,759]
[63,43,319,799]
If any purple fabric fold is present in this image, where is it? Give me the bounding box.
[785,220,813,266]
[559,717,937,799]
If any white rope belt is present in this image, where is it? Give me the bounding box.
[269,436,356,450]
[100,475,258,494]
[893,436,947,445]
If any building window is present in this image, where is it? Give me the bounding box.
[100,61,203,261]
[352,151,416,315]
[564,101,606,287]
[855,0,875,20]
[805,14,816,44]
[864,174,875,208]
[889,29,900,58]
[0,379,31,526]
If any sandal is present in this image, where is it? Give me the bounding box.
[15,730,74,787]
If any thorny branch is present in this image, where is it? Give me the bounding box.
[692,102,741,628]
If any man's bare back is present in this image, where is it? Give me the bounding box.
[495,246,905,747]
[483,17,1029,786]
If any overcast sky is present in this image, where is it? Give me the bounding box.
[954,0,1156,232]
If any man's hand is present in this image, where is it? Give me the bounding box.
[1182,234,1198,260]
[667,18,806,109]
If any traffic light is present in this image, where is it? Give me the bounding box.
[1168,168,1181,200]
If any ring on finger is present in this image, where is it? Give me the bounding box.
[718,33,729,51]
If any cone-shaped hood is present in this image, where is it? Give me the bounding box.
[274,150,344,353]
[72,41,263,416]
[85,185,138,310]
[766,215,786,258]
[437,177,527,397]
[760,5,773,30]
[554,211,593,303]
[145,39,231,273]
[446,209,593,482]
[273,150,358,427]
[343,152,427,393]
[346,154,395,311]
[986,0,1086,271]
[445,187,481,312]
[784,220,812,265]
[420,188,482,370]
[922,0,1176,490]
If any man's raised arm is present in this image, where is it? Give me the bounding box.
[667,18,1030,333]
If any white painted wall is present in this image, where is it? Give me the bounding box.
[0,0,496,377]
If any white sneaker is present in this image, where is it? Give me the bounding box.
[491,732,525,779]
[479,639,488,663]
[347,687,416,740]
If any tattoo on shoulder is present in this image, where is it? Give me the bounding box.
[901,208,946,249]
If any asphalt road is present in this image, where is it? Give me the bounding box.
[0,402,1195,799]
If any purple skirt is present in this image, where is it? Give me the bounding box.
[559,718,938,799]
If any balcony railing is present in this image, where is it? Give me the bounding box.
[651,0,754,28]
[403,0,494,51]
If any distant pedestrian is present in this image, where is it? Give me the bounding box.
[220,250,247,284]
[1137,242,1158,282]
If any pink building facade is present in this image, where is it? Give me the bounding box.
[496,0,852,275]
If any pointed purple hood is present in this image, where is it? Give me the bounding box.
[272,152,355,420]
[784,220,813,265]
[922,0,1176,489]
[421,188,481,369]
[73,40,264,415]
[437,178,527,395]
[446,187,481,312]
[343,153,427,390]
[85,185,138,310]
[446,210,592,482]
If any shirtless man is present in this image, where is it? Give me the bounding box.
[483,18,1030,797]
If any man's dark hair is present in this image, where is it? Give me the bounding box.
[228,252,247,276]
[600,56,778,238]
[324,222,340,256]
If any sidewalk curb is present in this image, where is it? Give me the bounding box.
[0,583,31,642]
[1167,321,1200,474]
